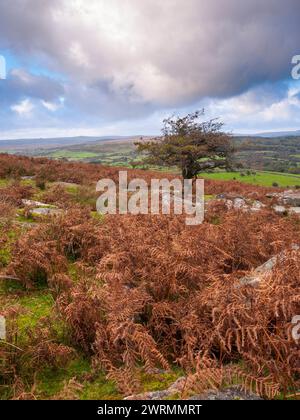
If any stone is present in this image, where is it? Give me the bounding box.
[167,377,186,393]
[273,205,287,214]
[223,197,265,213]
[225,198,247,210]
[125,376,186,400]
[266,192,280,199]
[239,245,299,287]
[125,381,262,401]
[53,181,80,189]
[251,200,265,211]
[125,390,170,400]
[188,386,262,400]
[31,207,62,216]
[233,197,247,209]
[21,199,56,208]
[267,190,300,207]
[281,190,300,206]
[0,315,6,340]
[289,207,300,215]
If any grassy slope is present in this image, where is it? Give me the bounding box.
[200,171,300,187]
[51,150,99,159]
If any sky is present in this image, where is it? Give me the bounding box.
[0,0,300,140]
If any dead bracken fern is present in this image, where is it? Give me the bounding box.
[1,153,300,398]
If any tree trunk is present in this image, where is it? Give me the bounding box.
[182,167,195,179]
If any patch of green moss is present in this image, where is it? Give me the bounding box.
[68,263,79,282]
[36,357,121,400]
[91,211,104,221]
[80,374,121,400]
[140,368,184,393]
[0,278,25,294]
[20,179,36,187]
[0,178,11,187]
[210,215,221,225]
[36,358,90,398]
[204,194,215,201]
[17,292,54,333]
[66,185,80,194]
[0,242,11,267]
[16,210,36,223]
[0,228,18,267]
[164,392,181,400]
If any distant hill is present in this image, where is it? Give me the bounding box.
[236,130,300,138]
[0,135,142,151]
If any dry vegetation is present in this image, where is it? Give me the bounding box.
[0,154,299,400]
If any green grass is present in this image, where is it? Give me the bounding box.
[80,373,121,400]
[36,357,121,400]
[17,292,54,333]
[36,361,185,400]
[200,171,300,187]
[140,368,184,393]
[0,286,55,351]
[0,178,10,187]
[0,229,19,268]
[50,150,99,160]
[20,178,36,187]
[0,239,12,268]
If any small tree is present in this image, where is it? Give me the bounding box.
[135,110,234,178]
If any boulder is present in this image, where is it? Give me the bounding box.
[239,245,299,287]
[217,195,265,212]
[125,381,262,400]
[125,377,186,400]
[189,386,262,400]
[289,207,300,215]
[31,207,62,216]
[273,205,287,214]
[281,190,300,206]
[21,199,56,208]
[52,181,80,189]
[250,200,265,211]
[267,190,300,206]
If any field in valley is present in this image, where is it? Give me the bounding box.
[3,134,300,176]
[201,171,300,188]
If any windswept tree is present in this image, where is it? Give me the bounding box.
[135,110,234,178]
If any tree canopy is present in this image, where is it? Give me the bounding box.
[135,110,234,178]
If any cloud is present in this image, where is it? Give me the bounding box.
[0,0,300,136]
[11,98,34,115]
[0,68,64,106]
[41,99,63,112]
[1,1,300,104]
[202,82,300,132]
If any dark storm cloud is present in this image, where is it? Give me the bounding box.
[0,0,300,136]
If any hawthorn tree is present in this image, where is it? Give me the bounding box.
[135,110,234,178]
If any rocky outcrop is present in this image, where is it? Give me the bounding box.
[280,190,300,206]
[188,386,262,400]
[267,190,300,206]
[21,199,62,216]
[21,199,56,208]
[125,377,186,400]
[215,194,265,212]
[125,379,262,400]
[30,207,62,216]
[239,245,299,287]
